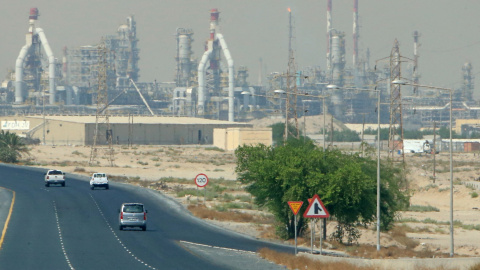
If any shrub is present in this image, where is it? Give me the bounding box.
[0,148,18,163]
[407,205,440,212]
[471,192,478,198]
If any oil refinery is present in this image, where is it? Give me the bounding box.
[1,2,479,137]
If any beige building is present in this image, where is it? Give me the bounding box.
[213,127,272,151]
[0,115,251,146]
[455,119,480,135]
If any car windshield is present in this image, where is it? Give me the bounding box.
[50,171,63,175]
[123,205,144,213]
[94,174,106,177]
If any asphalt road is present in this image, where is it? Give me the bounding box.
[0,165,293,270]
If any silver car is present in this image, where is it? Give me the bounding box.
[118,203,147,231]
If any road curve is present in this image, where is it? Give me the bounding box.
[0,165,294,269]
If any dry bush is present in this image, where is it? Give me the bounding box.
[469,263,480,270]
[188,205,269,223]
[73,167,86,172]
[258,225,277,240]
[390,224,419,249]
[259,248,456,270]
[258,248,372,270]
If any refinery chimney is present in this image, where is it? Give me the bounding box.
[197,8,235,122]
[15,8,56,104]
[412,31,420,94]
[326,0,332,76]
[352,0,359,68]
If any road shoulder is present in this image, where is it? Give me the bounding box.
[0,187,13,249]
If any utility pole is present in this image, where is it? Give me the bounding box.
[284,8,299,141]
[330,116,334,147]
[89,39,114,166]
[433,122,436,183]
[388,39,405,164]
[360,113,368,157]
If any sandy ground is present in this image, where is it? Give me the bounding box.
[21,128,480,257]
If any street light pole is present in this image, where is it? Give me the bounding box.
[392,80,454,257]
[376,88,381,251]
[323,97,326,154]
[449,88,453,257]
[274,89,288,142]
[302,100,311,142]
[328,84,382,250]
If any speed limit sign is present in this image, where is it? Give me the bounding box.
[195,173,209,188]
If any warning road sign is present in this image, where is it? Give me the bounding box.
[303,194,330,218]
[288,201,303,215]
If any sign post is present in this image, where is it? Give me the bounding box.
[195,173,209,205]
[288,201,303,255]
[307,198,314,254]
[304,194,330,255]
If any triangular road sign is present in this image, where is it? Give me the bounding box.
[303,194,330,218]
[288,201,303,215]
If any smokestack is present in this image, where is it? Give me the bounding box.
[413,31,420,93]
[353,0,359,68]
[210,8,219,39]
[326,0,332,73]
[29,8,39,20]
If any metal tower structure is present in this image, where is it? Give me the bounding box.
[388,39,404,163]
[89,40,114,166]
[284,8,299,141]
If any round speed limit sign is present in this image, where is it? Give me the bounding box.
[195,173,209,188]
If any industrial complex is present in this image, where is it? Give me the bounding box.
[0,2,479,148]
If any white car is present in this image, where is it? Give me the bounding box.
[45,169,66,187]
[90,173,109,190]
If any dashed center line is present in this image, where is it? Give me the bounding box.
[89,194,155,269]
[53,201,75,270]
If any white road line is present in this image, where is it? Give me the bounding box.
[53,201,75,270]
[89,194,155,270]
[179,240,257,255]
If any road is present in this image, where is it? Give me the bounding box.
[0,165,293,269]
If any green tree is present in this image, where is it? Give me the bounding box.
[269,122,308,145]
[0,130,29,163]
[438,126,460,139]
[403,129,423,139]
[235,139,408,243]
[326,129,361,142]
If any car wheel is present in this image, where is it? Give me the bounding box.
[45,183,49,187]
[119,225,123,230]
[106,185,109,190]
[142,226,146,231]
[90,186,94,190]
[62,182,66,187]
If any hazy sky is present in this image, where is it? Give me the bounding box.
[1,0,480,95]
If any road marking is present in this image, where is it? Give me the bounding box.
[53,201,75,270]
[0,187,15,250]
[179,240,257,255]
[89,194,156,269]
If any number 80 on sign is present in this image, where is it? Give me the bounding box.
[195,173,209,187]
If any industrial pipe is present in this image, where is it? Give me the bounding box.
[15,44,32,103]
[36,28,56,104]
[216,33,235,122]
[197,48,212,116]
